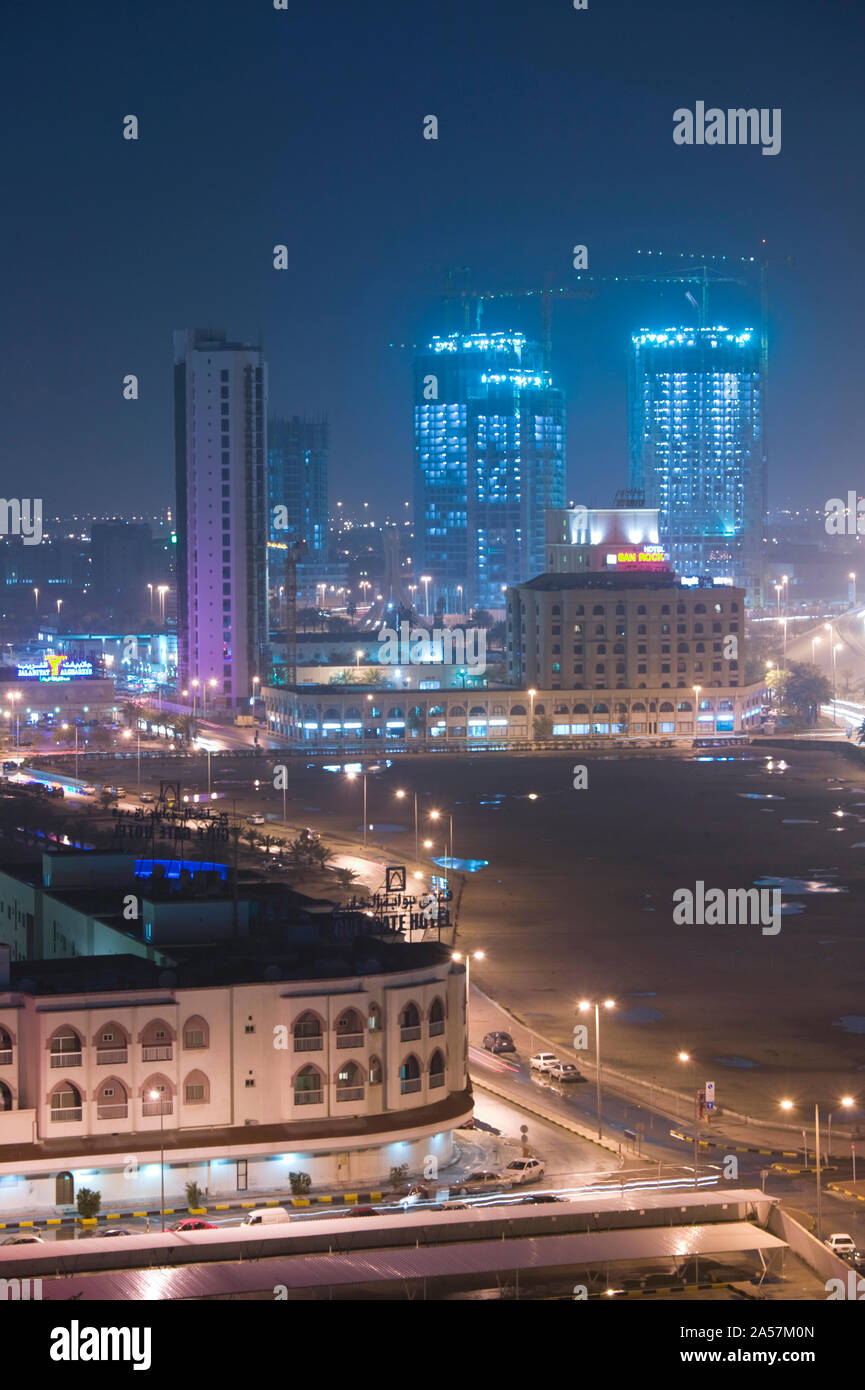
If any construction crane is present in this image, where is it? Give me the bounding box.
[267,538,306,686]
[441,270,596,369]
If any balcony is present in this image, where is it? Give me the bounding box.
[429,1072,445,1089]
[50,1108,82,1122]
[400,1078,422,1094]
[142,1100,172,1117]
[428,1020,445,1037]
[96,1049,128,1066]
[294,1090,323,1106]
[50,1052,81,1068]
[97,1103,129,1120]
[335,1033,364,1049]
[400,1026,421,1043]
[142,1046,172,1062]
[293,1035,323,1052]
[335,1087,364,1103]
[0,1050,12,1066]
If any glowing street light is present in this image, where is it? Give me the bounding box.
[149,1088,167,1231]
[578,998,615,1140]
[420,574,432,617]
[677,1050,701,1188]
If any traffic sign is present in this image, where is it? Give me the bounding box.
[705,1081,715,1111]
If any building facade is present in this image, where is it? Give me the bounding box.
[507,571,744,692]
[628,327,765,602]
[174,329,269,711]
[413,333,565,610]
[0,946,469,1206]
[268,414,329,556]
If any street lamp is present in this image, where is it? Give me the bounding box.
[832,643,842,725]
[157,585,168,625]
[578,999,615,1141]
[678,1051,700,1189]
[355,650,363,668]
[346,768,368,848]
[421,574,431,618]
[149,1088,166,1231]
[33,587,38,614]
[849,572,857,608]
[123,726,141,793]
[528,688,536,744]
[692,684,701,732]
[827,1096,855,1159]
[429,808,454,875]
[452,950,484,1058]
[811,635,821,666]
[774,583,782,618]
[457,585,463,616]
[781,1098,824,1238]
[191,679,199,717]
[147,583,153,616]
[56,598,63,618]
[395,788,419,872]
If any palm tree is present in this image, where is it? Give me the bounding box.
[332,866,359,890]
[242,828,261,854]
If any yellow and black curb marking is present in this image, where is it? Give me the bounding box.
[827,1184,865,1203]
[0,1191,385,1231]
[669,1129,806,1161]
[588,1279,734,1299]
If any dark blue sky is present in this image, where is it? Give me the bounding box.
[2,0,863,515]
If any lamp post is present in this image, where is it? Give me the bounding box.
[157,585,168,625]
[396,788,419,872]
[678,1051,700,1189]
[457,586,463,616]
[528,688,536,744]
[827,1096,855,1160]
[850,572,857,609]
[421,574,431,618]
[811,635,820,666]
[774,583,782,618]
[429,808,453,875]
[692,684,701,735]
[781,615,788,668]
[832,643,842,725]
[452,950,484,1062]
[33,587,38,615]
[579,999,615,1141]
[355,650,363,668]
[56,598,63,619]
[347,769,367,848]
[147,584,153,617]
[149,1088,166,1231]
[191,680,199,717]
[124,727,141,792]
[781,1098,833,1239]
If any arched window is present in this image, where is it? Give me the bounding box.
[387,707,405,720]
[534,703,545,716]
[294,1065,324,1105]
[55,1171,73,1204]
[552,604,561,615]
[400,1054,422,1094]
[676,602,686,614]
[183,1015,209,1050]
[637,605,646,615]
[50,1081,82,1122]
[469,706,486,718]
[335,1060,365,1102]
[677,700,693,711]
[632,702,646,712]
[335,1007,365,1048]
[368,1055,383,1085]
[510,704,527,716]
[428,997,446,1036]
[140,1019,175,1061]
[660,702,674,712]
[593,703,609,714]
[49,1026,82,1066]
[0,1027,13,1062]
[449,706,466,719]
[95,1076,128,1119]
[695,603,706,613]
[293,1011,324,1051]
[573,702,589,714]
[368,1003,382,1033]
[0,1080,12,1111]
[592,605,604,616]
[399,1002,422,1041]
[429,1049,446,1088]
[183,1070,210,1105]
[615,603,625,615]
[141,1076,173,1115]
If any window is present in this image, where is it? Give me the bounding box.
[186,1084,204,1102]
[244,1024,255,1035]
[244,1078,255,1088]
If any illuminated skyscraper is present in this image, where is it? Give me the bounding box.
[413,332,565,610]
[267,414,328,554]
[174,328,268,710]
[628,327,765,602]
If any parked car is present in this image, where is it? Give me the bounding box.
[825,1232,856,1255]
[100,1227,134,1238]
[139,791,155,803]
[529,1053,560,1073]
[241,1207,291,1227]
[482,1030,517,1054]
[455,1171,506,1194]
[548,1062,586,1083]
[399,1184,431,1207]
[505,1157,546,1185]
[431,1201,468,1211]
[246,813,266,825]
[348,1206,380,1217]
[173,1218,216,1232]
[460,1116,502,1137]
[1,1234,44,1245]
[518,1192,561,1204]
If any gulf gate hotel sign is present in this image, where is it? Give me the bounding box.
[16,654,94,682]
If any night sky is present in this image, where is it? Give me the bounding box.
[2,0,863,516]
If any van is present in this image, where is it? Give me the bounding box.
[241,1206,291,1227]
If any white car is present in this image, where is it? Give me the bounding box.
[529,1053,560,1073]
[548,1062,586,1083]
[505,1157,546,1185]
[246,813,266,825]
[825,1232,856,1255]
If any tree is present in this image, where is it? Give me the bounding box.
[533,714,553,741]
[358,667,385,685]
[296,607,321,632]
[289,1171,311,1195]
[242,828,261,854]
[99,789,119,810]
[76,1187,101,1219]
[185,1181,204,1210]
[768,662,832,726]
[332,866,360,890]
[471,608,494,629]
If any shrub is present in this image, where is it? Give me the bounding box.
[289,1171,311,1195]
[76,1187,101,1219]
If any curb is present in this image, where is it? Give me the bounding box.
[827,1184,865,1203]
[0,1191,386,1231]
[667,1129,830,1162]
